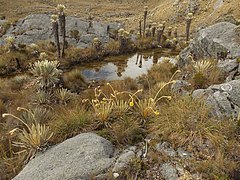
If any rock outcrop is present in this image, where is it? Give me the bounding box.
[193,79,240,118]
[13,133,115,180]
[0,14,121,48]
[179,22,240,67]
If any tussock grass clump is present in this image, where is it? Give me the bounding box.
[193,150,239,179]
[131,70,179,121]
[50,106,92,143]
[135,37,155,50]
[138,61,177,90]
[150,96,233,147]
[63,69,87,91]
[149,96,240,179]
[122,77,139,91]
[0,51,27,69]
[0,85,33,114]
[104,40,120,55]
[0,131,25,180]
[65,47,100,63]
[111,115,144,145]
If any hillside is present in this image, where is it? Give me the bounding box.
[0,0,239,32]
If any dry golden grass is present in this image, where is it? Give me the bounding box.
[150,96,231,147]
[0,140,24,180]
[193,149,238,179]
[149,96,240,178]
[0,0,155,23]
[0,58,239,180]
[63,69,88,91]
[104,40,120,56]
[111,115,144,145]
[135,38,155,50]
[128,0,240,36]
[138,60,177,92]
[0,120,25,179]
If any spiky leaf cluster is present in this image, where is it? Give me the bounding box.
[30,60,62,90]
[13,123,53,159]
[193,60,213,74]
[55,88,73,104]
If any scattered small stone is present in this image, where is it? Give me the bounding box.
[160,163,179,180]
[177,148,192,158]
[156,142,177,157]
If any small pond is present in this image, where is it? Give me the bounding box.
[67,48,179,81]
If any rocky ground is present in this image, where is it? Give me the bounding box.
[0,14,121,48]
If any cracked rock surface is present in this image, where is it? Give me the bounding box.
[179,22,240,67]
[193,79,240,118]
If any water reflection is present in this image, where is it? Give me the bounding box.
[68,49,178,81]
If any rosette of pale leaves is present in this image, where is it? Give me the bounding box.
[2,108,53,162]
[13,123,53,160]
[30,60,62,90]
[193,60,213,74]
[55,88,73,104]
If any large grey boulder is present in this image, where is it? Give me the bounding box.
[0,14,121,48]
[192,79,240,118]
[179,22,240,67]
[217,59,239,74]
[13,133,115,180]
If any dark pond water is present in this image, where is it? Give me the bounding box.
[67,48,179,81]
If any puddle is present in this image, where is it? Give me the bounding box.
[67,49,178,81]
